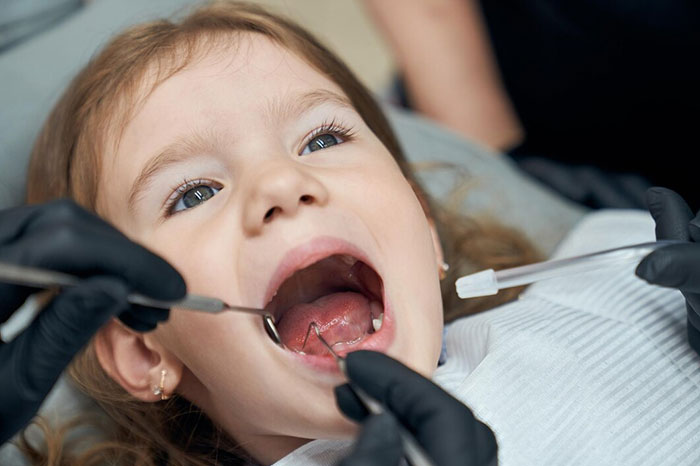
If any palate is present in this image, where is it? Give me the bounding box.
[266,254,363,319]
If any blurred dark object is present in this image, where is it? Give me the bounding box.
[483,0,700,207]
[395,76,654,209]
[396,0,699,209]
[511,156,652,209]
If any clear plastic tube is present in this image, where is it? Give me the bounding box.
[456,240,681,299]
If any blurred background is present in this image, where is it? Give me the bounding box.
[3,0,699,210]
[259,1,396,94]
[1,0,396,92]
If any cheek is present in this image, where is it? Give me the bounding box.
[162,311,253,383]
[137,216,244,299]
[356,158,436,269]
[337,151,418,220]
[387,195,444,351]
[341,156,444,372]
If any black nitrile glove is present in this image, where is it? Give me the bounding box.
[0,199,186,443]
[335,351,497,466]
[635,187,700,356]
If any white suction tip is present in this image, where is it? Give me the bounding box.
[456,269,498,299]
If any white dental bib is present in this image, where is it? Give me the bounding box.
[274,210,700,466]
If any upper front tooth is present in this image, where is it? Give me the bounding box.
[340,254,357,266]
[372,312,384,332]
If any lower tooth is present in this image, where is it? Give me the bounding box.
[372,312,384,332]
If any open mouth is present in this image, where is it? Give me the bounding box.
[263,254,384,356]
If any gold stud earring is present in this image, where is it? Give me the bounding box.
[439,261,450,280]
[153,369,170,401]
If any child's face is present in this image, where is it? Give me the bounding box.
[96,34,443,458]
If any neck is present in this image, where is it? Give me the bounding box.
[237,433,311,465]
[181,372,320,464]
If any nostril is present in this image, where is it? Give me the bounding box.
[264,207,277,222]
[263,196,313,224]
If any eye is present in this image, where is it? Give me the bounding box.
[165,179,222,215]
[301,133,341,155]
[300,120,355,155]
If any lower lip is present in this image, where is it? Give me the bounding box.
[282,289,395,373]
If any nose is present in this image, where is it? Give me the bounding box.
[242,162,329,235]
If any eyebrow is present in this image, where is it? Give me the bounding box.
[127,89,354,214]
[127,130,219,214]
[265,89,354,124]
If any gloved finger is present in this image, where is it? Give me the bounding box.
[645,187,693,241]
[345,351,496,466]
[0,276,128,441]
[118,304,169,331]
[0,284,38,325]
[0,219,185,301]
[117,315,156,332]
[3,276,129,401]
[0,203,49,243]
[636,243,700,293]
[0,205,78,318]
[686,295,700,331]
[334,384,370,422]
[1,287,171,331]
[0,199,120,244]
[117,308,169,332]
[337,412,403,466]
[345,351,470,430]
[688,211,700,243]
[576,167,646,209]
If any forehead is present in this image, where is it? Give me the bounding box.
[127,33,343,133]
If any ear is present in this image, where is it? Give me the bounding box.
[407,179,445,268]
[94,319,183,402]
[427,217,445,267]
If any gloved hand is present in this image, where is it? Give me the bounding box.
[635,187,700,356]
[0,199,185,443]
[335,351,497,466]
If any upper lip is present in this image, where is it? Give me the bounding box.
[262,235,379,312]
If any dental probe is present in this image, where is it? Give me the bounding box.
[456,240,682,299]
[0,260,284,346]
[308,323,437,466]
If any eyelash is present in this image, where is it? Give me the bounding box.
[164,178,219,217]
[300,119,356,154]
[161,120,356,217]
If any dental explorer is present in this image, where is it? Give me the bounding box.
[0,260,284,346]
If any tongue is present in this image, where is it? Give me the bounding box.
[277,291,373,355]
